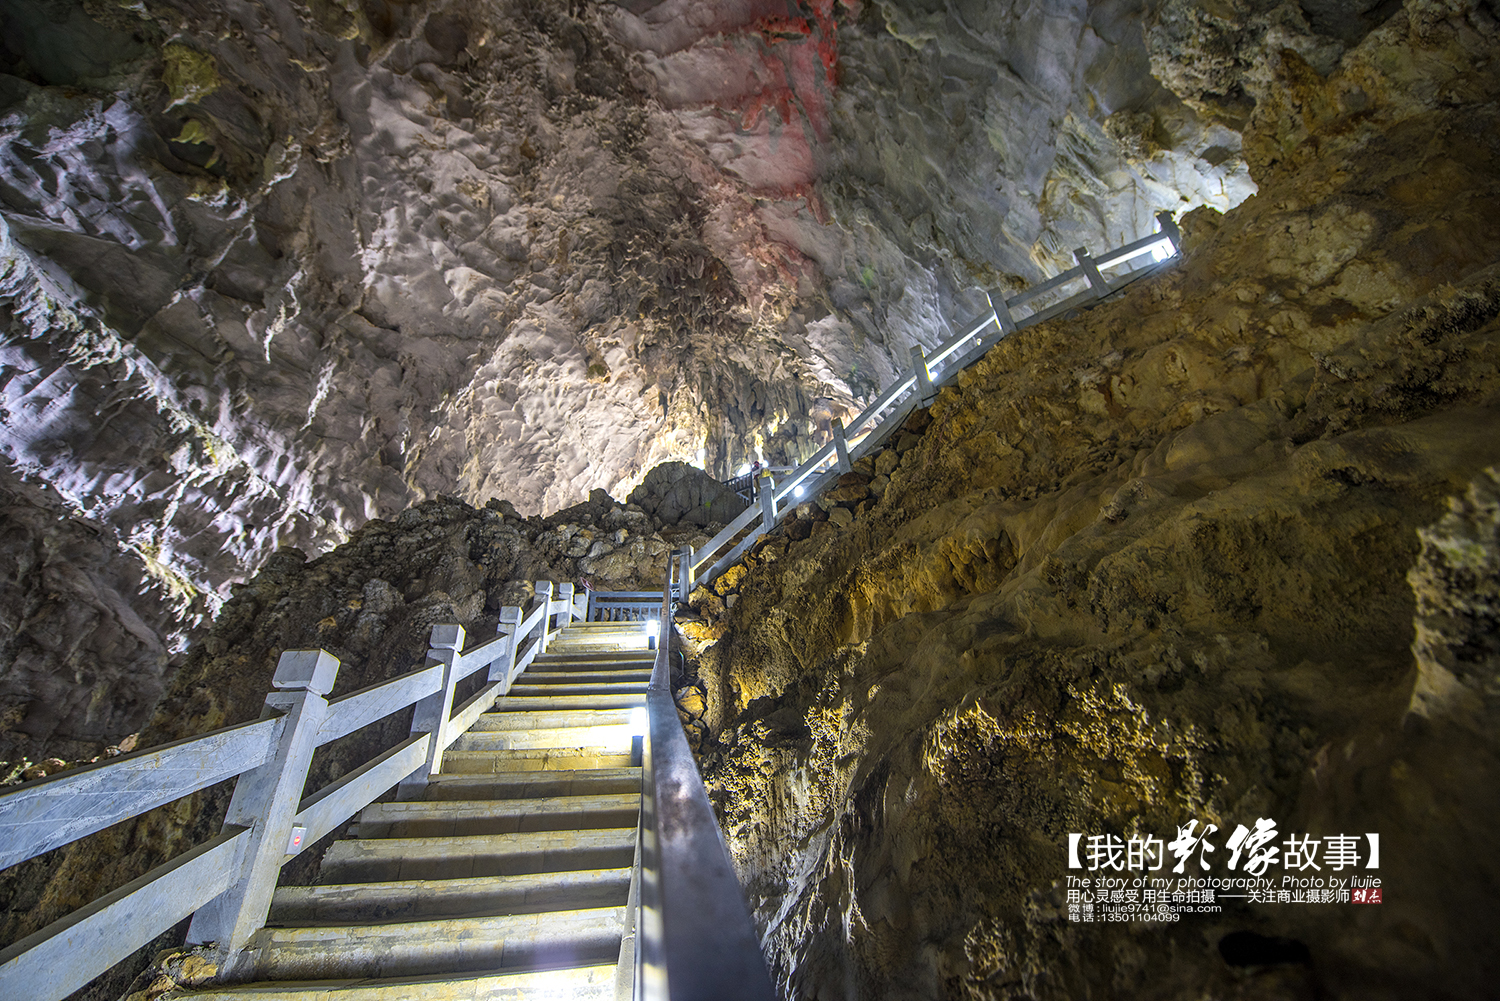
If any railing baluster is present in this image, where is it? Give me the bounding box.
[987,289,1017,336]
[757,470,777,526]
[396,625,464,801]
[493,605,523,682]
[911,344,936,407]
[187,649,340,964]
[536,581,555,654]
[1075,246,1109,297]
[832,418,852,473]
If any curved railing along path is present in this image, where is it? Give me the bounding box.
[690,213,1182,590]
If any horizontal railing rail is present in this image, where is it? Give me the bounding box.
[0,716,285,871]
[683,213,1180,593]
[588,589,669,622]
[0,580,587,1001]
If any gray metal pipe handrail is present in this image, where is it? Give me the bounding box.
[683,212,1181,593]
[635,560,777,1001]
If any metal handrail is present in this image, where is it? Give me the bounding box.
[634,562,777,1001]
[684,212,1181,591]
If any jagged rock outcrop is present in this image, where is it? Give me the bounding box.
[628,459,749,528]
[0,468,203,770]
[685,6,1500,998]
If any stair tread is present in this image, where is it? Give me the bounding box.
[422,767,641,800]
[164,963,618,1000]
[467,708,638,730]
[447,725,639,754]
[319,828,636,882]
[512,672,651,684]
[270,868,631,924]
[353,794,639,837]
[489,695,647,710]
[505,683,648,695]
[363,793,639,820]
[439,749,637,774]
[325,828,636,858]
[241,907,624,982]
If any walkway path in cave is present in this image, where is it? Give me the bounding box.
[179,621,653,1000]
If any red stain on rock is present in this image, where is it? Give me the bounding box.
[606,0,857,313]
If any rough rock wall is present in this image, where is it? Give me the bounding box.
[0,467,202,769]
[0,0,1281,768]
[686,5,1500,998]
[0,486,709,999]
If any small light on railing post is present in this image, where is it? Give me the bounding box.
[646,616,658,650]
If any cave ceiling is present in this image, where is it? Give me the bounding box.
[0,0,1380,613]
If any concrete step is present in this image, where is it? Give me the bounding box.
[320,828,637,882]
[547,633,651,645]
[422,767,641,801]
[489,694,646,711]
[513,670,651,685]
[239,905,625,980]
[505,682,648,698]
[534,645,654,656]
[268,867,631,924]
[467,708,637,731]
[440,748,637,774]
[550,632,649,643]
[543,645,649,657]
[446,725,637,754]
[166,963,618,1000]
[353,793,640,838]
[527,657,654,671]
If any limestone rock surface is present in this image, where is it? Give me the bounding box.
[0,0,1285,768]
[688,8,1500,998]
[627,459,749,528]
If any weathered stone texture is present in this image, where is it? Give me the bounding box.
[690,8,1500,999]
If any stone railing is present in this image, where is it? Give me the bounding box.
[687,212,1182,590]
[0,582,588,1000]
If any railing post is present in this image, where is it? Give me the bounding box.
[536,581,555,653]
[678,547,693,601]
[1156,210,1182,254]
[757,471,777,527]
[187,649,339,964]
[910,344,936,406]
[831,418,852,473]
[986,289,1017,336]
[493,606,522,683]
[1075,246,1109,297]
[396,624,464,801]
[558,582,575,629]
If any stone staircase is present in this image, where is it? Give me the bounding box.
[179,621,654,1000]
